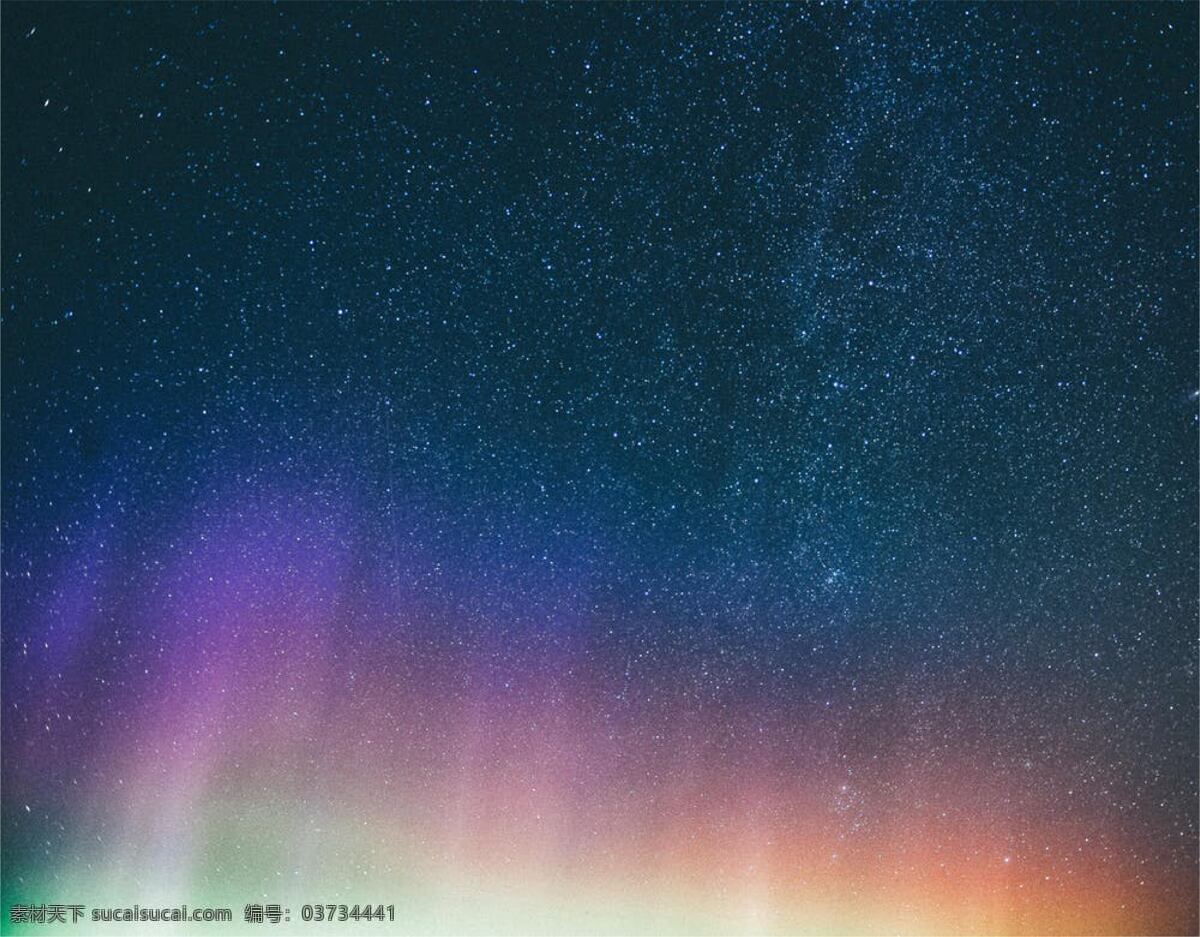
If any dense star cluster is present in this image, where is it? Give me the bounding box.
[2,5,1196,935]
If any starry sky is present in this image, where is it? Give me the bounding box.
[1,4,1196,935]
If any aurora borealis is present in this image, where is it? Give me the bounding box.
[2,4,1197,935]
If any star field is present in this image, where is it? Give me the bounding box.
[2,5,1197,935]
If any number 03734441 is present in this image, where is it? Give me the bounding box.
[301,905,395,923]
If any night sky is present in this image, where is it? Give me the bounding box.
[2,4,1197,935]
